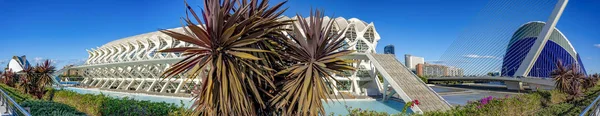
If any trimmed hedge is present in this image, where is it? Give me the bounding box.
[21,100,86,116]
[52,90,182,116]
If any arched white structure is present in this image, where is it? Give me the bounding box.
[6,56,31,72]
[75,17,382,96]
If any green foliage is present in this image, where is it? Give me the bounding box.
[168,100,196,116]
[21,100,86,116]
[419,83,600,116]
[418,75,428,83]
[424,93,543,116]
[52,90,182,116]
[0,83,34,103]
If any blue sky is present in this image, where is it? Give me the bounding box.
[0,0,598,74]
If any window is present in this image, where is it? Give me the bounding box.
[336,81,352,91]
[355,40,368,53]
[363,28,375,43]
[345,25,356,42]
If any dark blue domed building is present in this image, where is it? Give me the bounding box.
[502,21,586,78]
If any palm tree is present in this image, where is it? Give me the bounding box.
[159,0,355,115]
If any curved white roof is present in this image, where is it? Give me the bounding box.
[85,16,381,65]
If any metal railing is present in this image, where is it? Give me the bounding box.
[0,88,31,116]
[580,94,600,116]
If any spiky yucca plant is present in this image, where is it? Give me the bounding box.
[552,60,570,93]
[552,61,586,99]
[3,69,17,87]
[18,66,35,94]
[159,0,291,115]
[270,10,355,115]
[32,60,55,99]
[160,0,356,115]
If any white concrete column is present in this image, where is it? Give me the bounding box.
[116,80,127,89]
[505,81,523,90]
[331,78,339,95]
[174,81,185,93]
[383,79,389,101]
[146,80,158,92]
[95,79,104,87]
[352,78,361,95]
[160,81,171,93]
[108,80,118,88]
[134,80,145,91]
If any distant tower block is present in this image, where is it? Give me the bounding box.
[384,44,395,54]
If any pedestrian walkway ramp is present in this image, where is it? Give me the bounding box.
[367,54,452,112]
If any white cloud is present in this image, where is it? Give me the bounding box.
[0,59,6,64]
[65,58,87,65]
[33,57,44,64]
[595,44,600,48]
[586,57,592,60]
[50,59,60,64]
[428,60,446,64]
[462,54,497,59]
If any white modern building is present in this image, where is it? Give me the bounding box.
[6,56,31,72]
[74,16,383,96]
[404,54,424,70]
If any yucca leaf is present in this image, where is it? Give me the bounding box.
[226,51,262,60]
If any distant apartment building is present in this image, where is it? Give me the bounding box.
[61,65,80,76]
[416,63,464,77]
[404,54,424,70]
[384,45,395,54]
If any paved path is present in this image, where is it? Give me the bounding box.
[0,100,11,116]
[368,54,452,112]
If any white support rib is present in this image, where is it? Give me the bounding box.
[135,80,146,91]
[116,80,127,89]
[147,80,158,92]
[160,81,171,93]
[95,80,104,87]
[108,80,118,88]
[175,81,184,93]
[515,0,568,76]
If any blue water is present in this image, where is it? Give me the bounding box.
[59,81,80,84]
[430,85,517,106]
[63,87,410,115]
[323,100,410,115]
[63,87,194,107]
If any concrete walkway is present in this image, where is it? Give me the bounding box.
[368,54,452,112]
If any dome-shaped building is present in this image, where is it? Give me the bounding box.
[502,21,586,78]
[6,56,31,72]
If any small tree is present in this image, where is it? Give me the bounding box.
[2,69,17,87]
[552,60,587,100]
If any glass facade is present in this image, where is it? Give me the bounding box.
[384,45,394,54]
[502,22,586,78]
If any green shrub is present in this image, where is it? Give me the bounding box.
[418,76,428,83]
[20,100,86,116]
[0,83,34,103]
[52,90,182,116]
